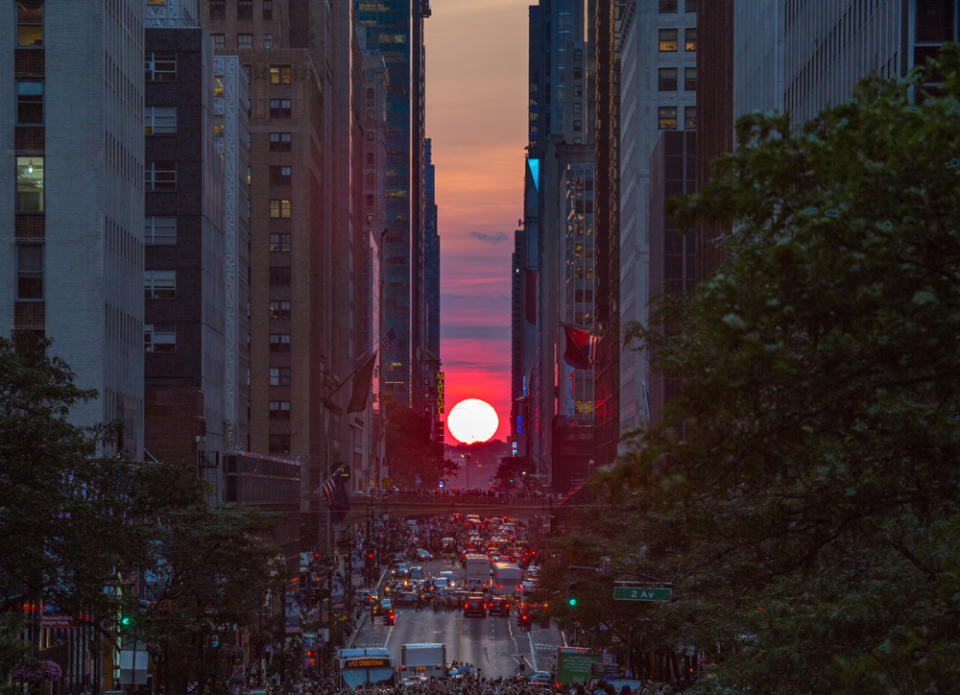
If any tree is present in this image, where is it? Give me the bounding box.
[593,49,960,693]
[494,456,532,491]
[384,403,454,487]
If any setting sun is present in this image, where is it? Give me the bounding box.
[446,398,499,444]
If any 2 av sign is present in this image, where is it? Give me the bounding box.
[612,586,672,602]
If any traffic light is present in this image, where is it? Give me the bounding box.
[120,615,132,627]
[566,580,578,607]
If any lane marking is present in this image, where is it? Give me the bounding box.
[528,632,537,672]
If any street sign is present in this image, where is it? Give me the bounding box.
[612,586,672,602]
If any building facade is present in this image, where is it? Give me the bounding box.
[1,0,146,456]
[619,0,697,434]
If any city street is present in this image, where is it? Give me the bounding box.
[352,560,563,679]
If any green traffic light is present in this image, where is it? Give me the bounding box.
[568,597,577,607]
[121,616,131,626]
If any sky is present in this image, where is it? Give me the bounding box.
[426,0,529,443]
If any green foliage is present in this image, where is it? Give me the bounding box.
[560,48,960,692]
[384,403,453,486]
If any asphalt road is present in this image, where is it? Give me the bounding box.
[351,559,563,679]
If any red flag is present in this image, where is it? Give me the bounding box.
[347,351,377,413]
[563,325,598,370]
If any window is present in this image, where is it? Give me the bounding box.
[270,266,291,286]
[658,106,678,130]
[237,33,253,49]
[263,0,274,20]
[573,85,582,97]
[214,75,224,96]
[212,33,225,49]
[659,0,677,12]
[144,324,176,353]
[269,434,290,454]
[269,401,291,419]
[684,106,697,130]
[145,216,177,245]
[270,333,291,351]
[684,66,697,91]
[144,270,176,299]
[262,33,272,48]
[916,0,954,42]
[269,300,291,319]
[269,99,292,118]
[270,166,292,185]
[659,29,678,52]
[237,0,253,20]
[270,233,291,252]
[209,0,225,19]
[17,0,43,47]
[574,102,582,113]
[269,199,292,218]
[685,27,696,51]
[270,132,292,151]
[269,367,292,386]
[17,81,43,125]
[145,162,177,191]
[573,119,582,131]
[365,194,374,207]
[145,52,177,81]
[214,115,224,136]
[145,106,177,134]
[366,152,374,165]
[685,0,696,11]
[270,65,293,85]
[659,67,678,91]
[17,245,43,300]
[16,157,44,213]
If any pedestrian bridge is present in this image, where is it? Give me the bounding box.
[342,493,556,523]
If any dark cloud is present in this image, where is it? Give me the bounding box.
[440,325,509,340]
[468,231,510,243]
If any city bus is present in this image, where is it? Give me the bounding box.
[337,647,397,691]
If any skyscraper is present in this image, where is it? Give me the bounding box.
[355,0,431,414]
[1,0,145,455]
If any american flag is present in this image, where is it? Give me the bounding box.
[380,327,398,355]
[314,470,339,506]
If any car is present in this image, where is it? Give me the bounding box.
[489,596,511,617]
[392,591,419,607]
[415,548,433,560]
[392,562,410,578]
[377,598,392,614]
[527,671,553,689]
[382,609,395,626]
[463,594,487,617]
[400,676,429,689]
[408,565,424,580]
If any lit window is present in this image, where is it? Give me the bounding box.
[658,106,678,130]
[145,52,177,81]
[16,156,44,213]
[17,0,43,47]
[685,27,696,51]
[144,324,176,353]
[214,115,224,136]
[144,106,177,134]
[16,81,43,125]
[145,216,177,245]
[269,199,292,218]
[144,270,177,299]
[658,29,678,52]
[270,66,293,85]
[17,244,43,300]
[214,75,224,96]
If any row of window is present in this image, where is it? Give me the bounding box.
[212,33,272,50]
[208,0,273,21]
[659,105,697,131]
[144,268,292,299]
[659,28,696,53]
[659,67,697,91]
[659,0,696,13]
[146,326,294,356]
